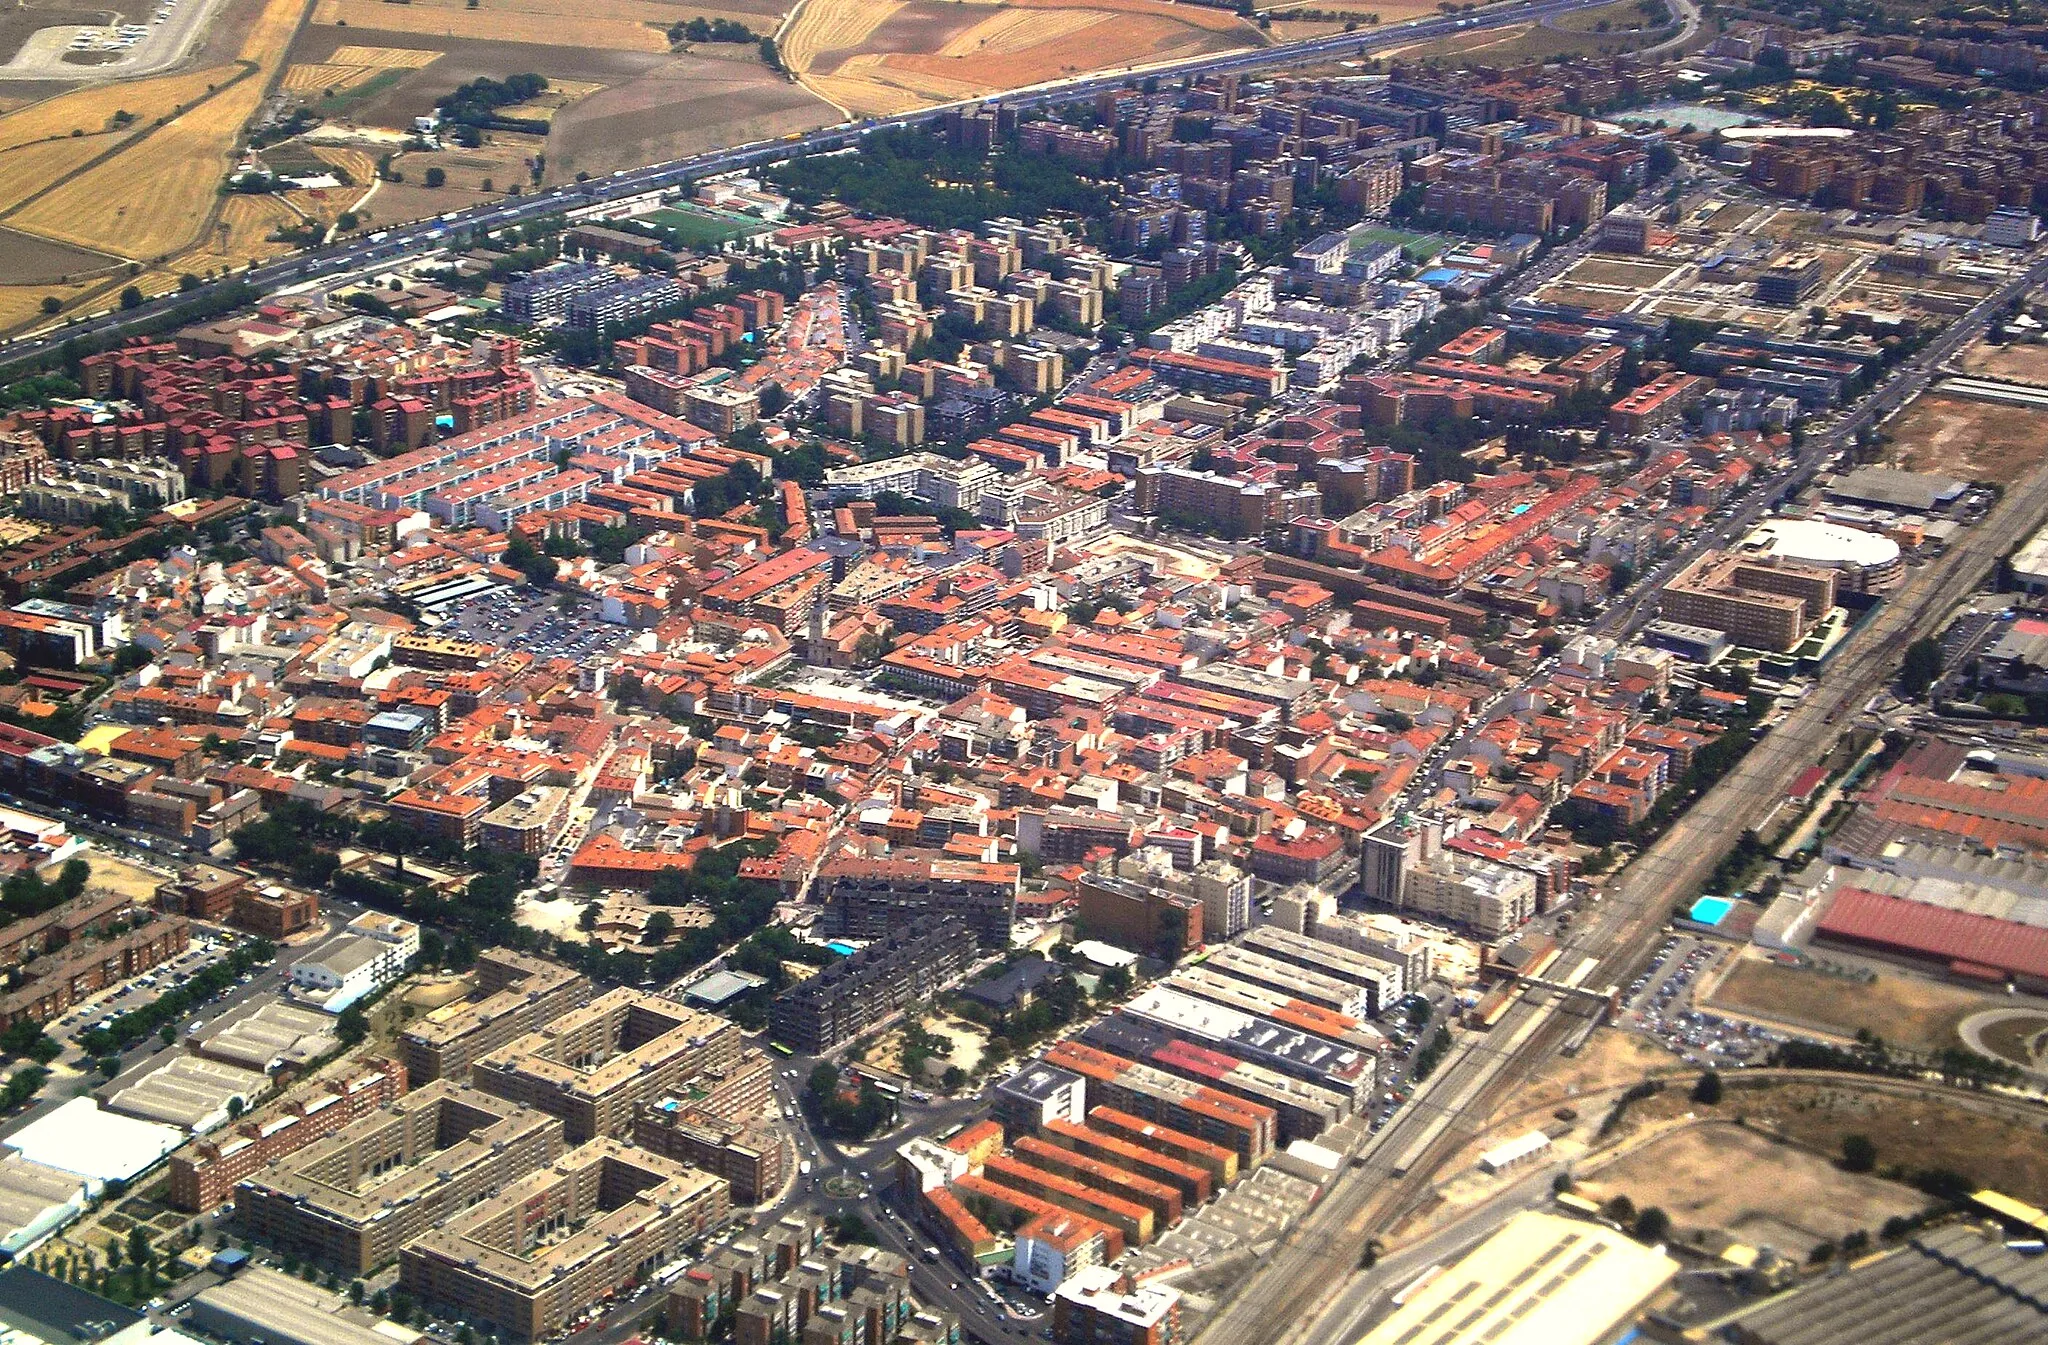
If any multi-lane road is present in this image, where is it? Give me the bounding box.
[0,0,1617,378]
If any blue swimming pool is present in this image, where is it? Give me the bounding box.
[825,940,858,956]
[1690,896,1734,925]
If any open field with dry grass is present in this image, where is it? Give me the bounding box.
[1488,1027,1682,1127]
[545,51,830,180]
[1636,1078,2048,1206]
[84,852,165,904]
[1579,1122,1926,1254]
[789,0,1257,115]
[1708,955,1996,1054]
[1884,388,2048,487]
[1958,340,2048,388]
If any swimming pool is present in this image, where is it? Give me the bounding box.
[1689,896,1734,925]
[825,940,857,956]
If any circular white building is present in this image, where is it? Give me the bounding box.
[1741,518,1903,592]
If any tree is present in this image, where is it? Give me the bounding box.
[578,902,601,933]
[941,1065,966,1092]
[1690,1069,1723,1105]
[642,911,675,945]
[178,274,201,292]
[1632,1207,1672,1243]
[1601,1194,1636,1225]
[336,211,359,232]
[424,167,447,188]
[119,286,143,310]
[1841,1133,1877,1173]
[349,1281,366,1305]
[336,1003,369,1046]
[1899,637,1943,699]
[39,297,61,316]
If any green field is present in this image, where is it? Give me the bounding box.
[1355,226,1445,263]
[646,206,772,246]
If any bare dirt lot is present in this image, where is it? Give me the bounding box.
[1708,956,1995,1054]
[1565,256,1684,289]
[1883,389,2048,487]
[85,852,165,904]
[1958,340,2048,389]
[1489,1027,1682,1127]
[1639,1078,2048,1206]
[1579,1122,1926,1254]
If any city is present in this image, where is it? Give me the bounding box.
[0,5,2044,1345]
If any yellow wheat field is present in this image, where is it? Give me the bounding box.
[311,143,379,186]
[10,0,311,260]
[0,62,237,154]
[935,7,1099,57]
[283,62,375,92]
[311,0,673,51]
[328,44,443,67]
[0,278,103,334]
[0,132,122,215]
[788,0,1255,113]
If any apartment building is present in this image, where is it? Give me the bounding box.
[1657,550,1837,653]
[234,1082,567,1273]
[471,990,744,1143]
[821,853,1019,948]
[770,916,979,1054]
[400,949,592,1082]
[169,1058,406,1211]
[400,1139,730,1341]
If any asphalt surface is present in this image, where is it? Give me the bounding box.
[0,0,1616,377]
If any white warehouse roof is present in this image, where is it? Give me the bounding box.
[3,1098,183,1188]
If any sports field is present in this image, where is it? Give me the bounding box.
[648,206,771,246]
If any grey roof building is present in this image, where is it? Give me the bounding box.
[1705,1222,2048,1345]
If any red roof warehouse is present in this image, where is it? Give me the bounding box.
[1816,887,2048,992]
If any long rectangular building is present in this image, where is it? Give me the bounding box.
[1125,982,1378,1100]
[1201,945,1370,1020]
[1081,1016,1348,1143]
[1043,1041,1275,1169]
[1240,925,1405,1015]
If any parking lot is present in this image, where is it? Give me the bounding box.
[443,587,634,661]
[1624,935,1779,1068]
[47,930,235,1045]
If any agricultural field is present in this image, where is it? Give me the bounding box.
[786,0,1259,117]
[306,0,787,54]
[0,0,308,333]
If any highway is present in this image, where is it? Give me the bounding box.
[0,0,1616,378]
[1193,256,2048,1345]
